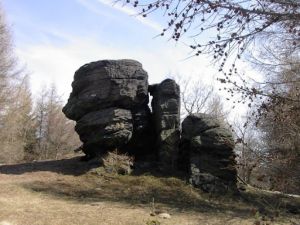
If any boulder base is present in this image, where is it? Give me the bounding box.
[181,113,237,193]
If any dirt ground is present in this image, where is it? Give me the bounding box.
[0,156,299,225]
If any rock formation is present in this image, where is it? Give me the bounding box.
[63,59,237,192]
[149,79,180,169]
[63,59,151,158]
[180,113,237,193]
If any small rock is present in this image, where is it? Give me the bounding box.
[158,213,171,219]
[89,202,104,206]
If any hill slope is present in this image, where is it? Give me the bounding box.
[0,156,299,225]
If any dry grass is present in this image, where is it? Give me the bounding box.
[102,150,134,175]
[0,156,299,225]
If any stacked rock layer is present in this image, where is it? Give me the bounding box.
[63,60,151,157]
[63,59,237,192]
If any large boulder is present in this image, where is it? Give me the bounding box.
[181,113,237,193]
[149,79,180,169]
[63,59,149,121]
[62,59,237,188]
[63,59,152,157]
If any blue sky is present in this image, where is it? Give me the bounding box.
[2,0,224,100]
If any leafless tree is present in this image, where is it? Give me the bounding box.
[0,5,80,163]
[0,5,35,163]
[232,60,300,194]
[120,0,300,120]
[233,115,263,184]
[0,75,35,163]
[0,5,21,110]
[122,0,299,67]
[171,74,228,120]
[256,61,300,194]
[33,85,81,160]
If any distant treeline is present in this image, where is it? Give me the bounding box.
[0,8,80,163]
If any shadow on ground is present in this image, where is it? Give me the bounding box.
[21,177,254,219]
[1,156,299,221]
[0,156,100,176]
[22,171,300,220]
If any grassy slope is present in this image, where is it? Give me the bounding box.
[0,156,299,225]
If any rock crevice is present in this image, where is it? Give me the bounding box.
[149,79,181,169]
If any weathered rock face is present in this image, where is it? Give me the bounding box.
[180,113,237,193]
[123,106,154,158]
[63,59,238,192]
[63,59,151,157]
[149,79,181,168]
[75,108,133,156]
[63,60,149,121]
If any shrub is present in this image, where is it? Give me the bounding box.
[102,150,134,175]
